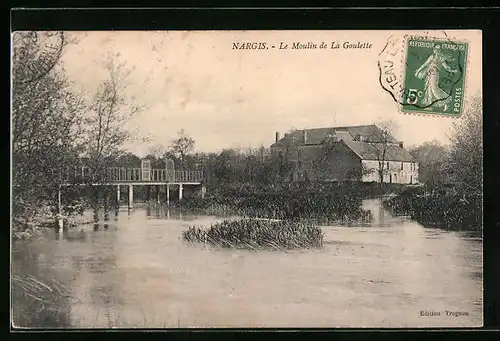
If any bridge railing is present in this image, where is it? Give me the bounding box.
[62,166,204,183]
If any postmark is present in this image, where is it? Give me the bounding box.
[378,31,469,118]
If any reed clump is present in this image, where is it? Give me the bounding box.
[11,274,74,328]
[182,218,324,250]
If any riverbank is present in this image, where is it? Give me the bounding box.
[382,189,482,231]
[12,197,111,241]
[172,181,409,224]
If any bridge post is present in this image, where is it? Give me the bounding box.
[128,184,134,209]
[166,184,170,205]
[57,185,63,232]
[179,184,183,201]
[116,185,121,203]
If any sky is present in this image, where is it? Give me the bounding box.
[60,30,482,157]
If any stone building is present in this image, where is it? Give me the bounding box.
[270,124,419,184]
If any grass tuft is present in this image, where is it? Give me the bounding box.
[182,218,324,250]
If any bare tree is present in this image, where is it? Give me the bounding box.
[79,57,144,181]
[144,144,168,168]
[169,129,195,169]
[148,144,166,160]
[256,145,268,163]
[369,120,399,183]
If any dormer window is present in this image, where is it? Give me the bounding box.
[355,133,364,142]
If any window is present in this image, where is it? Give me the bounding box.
[386,161,390,169]
[297,149,302,159]
[401,162,404,170]
[297,161,302,169]
[278,151,283,160]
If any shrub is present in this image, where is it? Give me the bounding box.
[383,192,482,230]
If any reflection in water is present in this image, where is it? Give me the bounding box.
[11,199,482,328]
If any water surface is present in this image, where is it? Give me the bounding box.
[11,199,483,328]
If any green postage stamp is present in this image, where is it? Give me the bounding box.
[401,38,468,116]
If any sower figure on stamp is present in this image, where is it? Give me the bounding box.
[414,45,458,111]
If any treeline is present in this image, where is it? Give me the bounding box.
[116,146,292,185]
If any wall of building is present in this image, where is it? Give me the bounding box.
[273,141,419,184]
[361,160,419,184]
[291,145,323,182]
[291,142,362,182]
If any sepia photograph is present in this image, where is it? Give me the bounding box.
[10,29,483,328]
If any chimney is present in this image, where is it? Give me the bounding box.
[303,129,308,144]
[275,132,280,143]
[399,141,404,149]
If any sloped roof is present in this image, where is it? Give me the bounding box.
[271,124,399,147]
[270,124,415,162]
[342,139,415,162]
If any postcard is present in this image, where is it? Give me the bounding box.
[11,30,482,328]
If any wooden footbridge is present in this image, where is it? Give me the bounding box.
[59,159,205,210]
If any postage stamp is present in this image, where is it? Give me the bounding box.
[401,38,468,116]
[377,31,472,118]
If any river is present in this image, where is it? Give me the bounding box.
[11,199,483,328]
